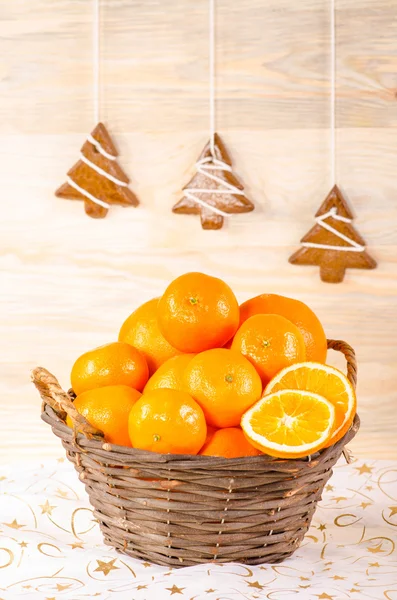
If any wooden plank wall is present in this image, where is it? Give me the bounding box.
[0,0,396,463]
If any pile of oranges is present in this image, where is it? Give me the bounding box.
[69,272,356,459]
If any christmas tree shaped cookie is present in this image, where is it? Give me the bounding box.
[289,185,377,283]
[173,133,254,230]
[56,123,139,218]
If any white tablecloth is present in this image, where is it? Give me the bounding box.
[1,456,396,599]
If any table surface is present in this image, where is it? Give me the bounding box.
[1,455,396,600]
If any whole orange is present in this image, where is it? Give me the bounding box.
[71,341,149,395]
[200,427,262,458]
[239,293,327,362]
[158,272,239,353]
[128,388,206,455]
[144,353,195,393]
[119,298,181,375]
[231,314,306,386]
[184,348,262,428]
[67,385,141,446]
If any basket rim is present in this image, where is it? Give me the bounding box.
[36,337,359,466]
[41,402,360,466]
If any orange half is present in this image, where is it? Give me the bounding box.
[265,362,356,447]
[241,389,335,458]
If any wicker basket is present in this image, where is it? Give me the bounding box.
[32,339,359,567]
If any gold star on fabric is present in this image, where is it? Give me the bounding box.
[19,541,28,548]
[360,502,372,509]
[318,524,327,531]
[205,590,216,594]
[55,488,68,498]
[300,576,310,581]
[166,585,185,595]
[56,584,72,591]
[316,594,334,600]
[325,484,334,492]
[69,541,84,549]
[389,506,397,517]
[137,585,148,590]
[4,519,25,529]
[369,562,380,567]
[246,581,264,590]
[365,486,373,491]
[39,500,56,515]
[368,543,383,554]
[300,584,311,589]
[332,575,345,580]
[57,457,65,463]
[332,496,347,503]
[349,589,360,593]
[355,464,373,475]
[94,558,119,576]
[142,562,152,568]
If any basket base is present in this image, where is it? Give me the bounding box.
[101,529,305,567]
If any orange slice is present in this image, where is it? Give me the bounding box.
[241,390,335,458]
[265,362,356,447]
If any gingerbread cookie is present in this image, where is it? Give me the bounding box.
[289,185,377,283]
[172,133,254,230]
[56,123,139,218]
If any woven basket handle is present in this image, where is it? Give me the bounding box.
[327,339,357,389]
[31,367,104,439]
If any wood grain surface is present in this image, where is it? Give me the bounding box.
[0,0,396,464]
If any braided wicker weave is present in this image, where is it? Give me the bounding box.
[33,339,359,567]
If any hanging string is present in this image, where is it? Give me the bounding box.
[209,0,216,156]
[93,0,100,124]
[180,0,245,218]
[330,0,336,184]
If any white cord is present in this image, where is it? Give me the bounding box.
[181,0,246,218]
[93,0,100,124]
[184,155,245,217]
[79,153,127,186]
[87,133,116,160]
[209,0,215,156]
[301,207,365,252]
[67,176,110,209]
[330,0,336,184]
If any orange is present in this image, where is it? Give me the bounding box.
[184,348,262,428]
[158,272,239,353]
[265,362,356,447]
[200,427,262,458]
[128,388,207,455]
[119,298,181,375]
[144,354,195,393]
[71,341,149,395]
[241,390,335,458]
[239,294,327,362]
[231,314,306,386]
[67,385,141,447]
